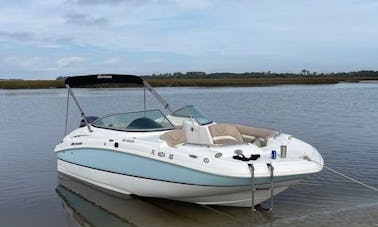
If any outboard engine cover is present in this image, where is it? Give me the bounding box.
[79,116,99,127]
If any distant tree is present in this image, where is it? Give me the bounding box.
[186,71,206,77]
[300,69,310,76]
[56,76,67,80]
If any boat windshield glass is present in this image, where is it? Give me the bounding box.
[171,105,212,125]
[92,110,174,131]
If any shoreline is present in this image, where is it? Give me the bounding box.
[0,77,377,89]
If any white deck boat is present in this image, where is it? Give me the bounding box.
[55,74,324,207]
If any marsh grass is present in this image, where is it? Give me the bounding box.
[0,80,65,89]
[0,77,375,89]
[146,77,342,87]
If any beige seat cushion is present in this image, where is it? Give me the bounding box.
[160,129,186,147]
[208,124,243,144]
[236,124,278,146]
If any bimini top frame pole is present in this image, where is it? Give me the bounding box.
[63,74,173,134]
[143,81,173,113]
[66,84,93,133]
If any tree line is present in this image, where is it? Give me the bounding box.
[144,70,378,79]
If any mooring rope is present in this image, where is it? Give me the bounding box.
[302,156,378,192]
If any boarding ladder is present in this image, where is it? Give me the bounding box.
[247,164,256,211]
[248,163,275,212]
[267,163,274,211]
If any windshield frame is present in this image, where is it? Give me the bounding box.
[91,109,175,132]
[171,105,213,125]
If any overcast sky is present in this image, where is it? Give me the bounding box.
[1,0,377,79]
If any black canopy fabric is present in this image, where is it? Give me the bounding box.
[65,74,144,87]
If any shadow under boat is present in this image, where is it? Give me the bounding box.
[56,173,275,227]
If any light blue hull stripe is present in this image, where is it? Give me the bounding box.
[57,148,303,186]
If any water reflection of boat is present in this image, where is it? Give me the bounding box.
[56,173,258,226]
[55,74,323,207]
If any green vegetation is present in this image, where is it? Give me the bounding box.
[148,70,378,79]
[0,80,65,89]
[147,77,341,87]
[1,70,378,89]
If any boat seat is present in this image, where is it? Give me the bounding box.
[161,123,278,147]
[208,124,244,144]
[160,129,186,147]
[236,124,278,147]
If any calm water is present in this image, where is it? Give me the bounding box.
[0,83,377,226]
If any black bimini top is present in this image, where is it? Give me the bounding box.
[65,74,144,88]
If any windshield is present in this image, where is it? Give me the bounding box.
[92,110,174,131]
[171,105,212,125]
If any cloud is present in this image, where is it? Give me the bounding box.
[0,31,35,42]
[42,37,73,45]
[0,29,73,48]
[67,0,216,8]
[102,58,121,65]
[57,56,85,68]
[65,13,108,26]
[1,0,378,78]
[48,56,86,71]
[69,0,124,5]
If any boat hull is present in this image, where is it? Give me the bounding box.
[57,159,300,207]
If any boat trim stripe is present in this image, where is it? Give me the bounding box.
[58,158,252,187]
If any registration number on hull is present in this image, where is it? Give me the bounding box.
[151,150,174,160]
